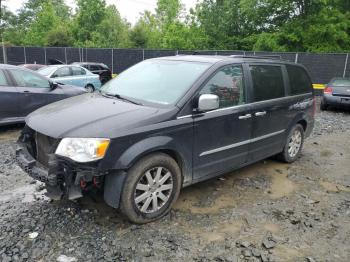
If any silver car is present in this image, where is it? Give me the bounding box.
[38,65,102,92]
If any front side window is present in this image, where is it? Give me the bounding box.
[101,60,211,105]
[286,65,312,95]
[0,70,9,86]
[53,67,71,78]
[10,69,50,88]
[250,65,285,102]
[199,65,245,108]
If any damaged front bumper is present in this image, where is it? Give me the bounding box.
[16,137,102,201]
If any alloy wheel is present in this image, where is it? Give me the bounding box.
[134,167,173,214]
[288,129,302,158]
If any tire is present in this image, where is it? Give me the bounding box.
[277,124,304,163]
[320,100,328,111]
[85,84,95,93]
[119,153,182,224]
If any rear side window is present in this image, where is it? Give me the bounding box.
[250,65,285,102]
[200,65,246,108]
[9,69,50,88]
[89,65,101,71]
[72,67,86,76]
[54,67,71,77]
[286,65,312,95]
[0,70,8,86]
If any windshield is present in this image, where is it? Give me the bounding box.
[330,79,350,87]
[37,66,57,76]
[101,60,211,105]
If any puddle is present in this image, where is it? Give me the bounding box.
[273,245,304,261]
[320,180,350,193]
[0,130,21,141]
[187,220,243,243]
[268,171,297,199]
[0,184,45,203]
[174,193,235,214]
[263,223,280,233]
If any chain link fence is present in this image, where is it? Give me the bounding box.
[1,46,349,84]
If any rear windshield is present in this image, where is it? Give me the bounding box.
[330,79,350,87]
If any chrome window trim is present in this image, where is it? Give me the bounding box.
[200,129,285,157]
[176,92,312,119]
[176,115,193,120]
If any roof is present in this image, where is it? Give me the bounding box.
[155,55,296,65]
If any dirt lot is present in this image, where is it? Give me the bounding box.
[0,106,349,262]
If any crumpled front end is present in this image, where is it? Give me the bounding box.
[15,126,103,200]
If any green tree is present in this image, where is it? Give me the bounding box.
[23,2,61,46]
[72,0,107,46]
[87,5,130,48]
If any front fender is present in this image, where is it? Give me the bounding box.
[113,135,192,186]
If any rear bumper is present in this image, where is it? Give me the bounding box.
[323,95,350,108]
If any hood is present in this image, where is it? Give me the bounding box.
[26,93,167,138]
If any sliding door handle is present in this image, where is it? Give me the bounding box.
[238,114,252,120]
[255,111,266,116]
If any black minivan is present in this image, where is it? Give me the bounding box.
[16,55,315,223]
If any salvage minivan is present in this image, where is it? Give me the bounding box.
[16,55,315,223]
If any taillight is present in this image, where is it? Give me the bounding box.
[324,86,333,94]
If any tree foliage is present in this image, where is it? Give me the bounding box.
[1,0,350,52]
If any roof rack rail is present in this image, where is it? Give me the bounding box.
[229,55,282,60]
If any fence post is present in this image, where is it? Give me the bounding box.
[2,42,7,64]
[294,53,299,63]
[64,47,67,64]
[23,47,27,64]
[44,47,47,64]
[142,49,145,60]
[343,53,348,78]
[111,48,114,74]
[176,50,178,56]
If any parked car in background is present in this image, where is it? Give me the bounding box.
[72,62,112,84]
[18,64,46,71]
[37,65,101,92]
[0,64,86,126]
[321,77,350,110]
[16,55,314,223]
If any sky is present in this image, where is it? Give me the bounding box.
[5,0,198,25]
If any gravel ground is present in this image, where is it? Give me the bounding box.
[0,105,350,262]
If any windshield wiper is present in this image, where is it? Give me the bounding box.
[101,92,143,105]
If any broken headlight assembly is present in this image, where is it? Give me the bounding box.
[55,138,110,163]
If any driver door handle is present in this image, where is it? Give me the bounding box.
[238,114,252,120]
[255,111,266,116]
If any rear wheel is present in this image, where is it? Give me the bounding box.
[119,153,182,224]
[277,124,304,163]
[85,84,95,93]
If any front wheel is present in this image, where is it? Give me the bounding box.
[119,153,182,224]
[277,124,304,163]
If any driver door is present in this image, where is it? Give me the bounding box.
[193,64,253,181]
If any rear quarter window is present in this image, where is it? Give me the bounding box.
[286,65,312,95]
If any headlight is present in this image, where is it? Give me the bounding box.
[55,138,110,162]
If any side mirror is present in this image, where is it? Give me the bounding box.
[50,81,58,91]
[198,94,220,112]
